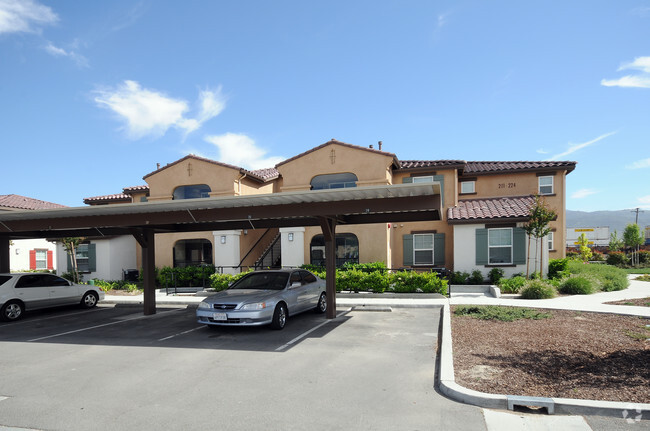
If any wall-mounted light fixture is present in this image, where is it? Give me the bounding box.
[220,236,226,244]
[288,233,294,242]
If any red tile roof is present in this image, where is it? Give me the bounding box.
[246,168,280,181]
[0,194,66,210]
[399,160,466,169]
[447,195,535,223]
[464,161,576,174]
[83,193,132,205]
[123,185,149,194]
[275,139,398,168]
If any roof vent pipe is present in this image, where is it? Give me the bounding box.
[156,163,160,169]
[369,144,374,149]
[378,141,383,151]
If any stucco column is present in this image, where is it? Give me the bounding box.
[279,227,305,268]
[213,230,242,274]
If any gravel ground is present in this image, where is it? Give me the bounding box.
[451,307,650,403]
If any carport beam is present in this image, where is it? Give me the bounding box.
[319,217,337,319]
[141,229,156,315]
[0,235,9,273]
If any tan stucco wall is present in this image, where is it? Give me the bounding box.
[389,220,454,270]
[303,224,390,266]
[276,143,394,191]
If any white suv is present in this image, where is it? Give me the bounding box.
[0,273,105,321]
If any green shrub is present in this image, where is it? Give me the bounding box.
[606,251,629,266]
[209,270,252,291]
[566,260,629,292]
[91,279,140,292]
[548,258,569,279]
[590,251,605,262]
[336,268,365,292]
[638,250,650,264]
[497,276,526,294]
[341,261,387,272]
[389,271,447,295]
[488,268,504,284]
[469,270,484,285]
[559,276,595,295]
[357,270,389,293]
[449,271,469,285]
[636,274,650,282]
[454,305,551,321]
[520,280,556,299]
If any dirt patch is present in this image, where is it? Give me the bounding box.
[605,297,650,307]
[104,289,143,296]
[451,307,650,403]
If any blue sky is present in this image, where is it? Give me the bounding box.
[1,0,649,211]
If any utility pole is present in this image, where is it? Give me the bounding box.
[631,207,644,225]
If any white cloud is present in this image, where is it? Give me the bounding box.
[638,195,650,209]
[601,56,650,89]
[94,81,225,139]
[536,148,548,155]
[204,133,284,170]
[571,189,598,199]
[44,41,88,68]
[626,158,650,170]
[0,0,58,34]
[547,131,616,161]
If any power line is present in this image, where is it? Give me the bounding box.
[631,207,645,225]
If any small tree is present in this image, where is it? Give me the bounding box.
[623,223,644,266]
[609,230,623,252]
[576,233,593,262]
[525,195,556,278]
[60,237,85,283]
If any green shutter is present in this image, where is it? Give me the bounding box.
[66,251,72,272]
[403,234,414,266]
[88,243,97,272]
[402,177,413,184]
[475,228,488,265]
[433,233,445,266]
[513,228,526,264]
[433,175,445,207]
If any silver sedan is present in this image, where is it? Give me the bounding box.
[196,269,327,330]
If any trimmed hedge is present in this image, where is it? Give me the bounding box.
[520,280,556,299]
[559,276,595,295]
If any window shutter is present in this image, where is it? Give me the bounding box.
[47,250,53,270]
[475,228,488,265]
[88,243,97,272]
[66,251,72,272]
[433,233,445,266]
[433,175,445,206]
[402,177,413,184]
[29,250,36,270]
[403,234,414,266]
[513,227,526,264]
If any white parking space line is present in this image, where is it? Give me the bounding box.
[483,409,592,431]
[275,308,352,352]
[27,308,184,342]
[158,326,204,341]
[0,396,7,402]
[3,306,112,326]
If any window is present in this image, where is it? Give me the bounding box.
[76,244,90,273]
[413,234,434,265]
[538,176,553,195]
[173,184,211,200]
[460,181,475,194]
[173,239,213,267]
[310,173,357,190]
[309,233,359,267]
[35,249,48,270]
[547,231,554,251]
[412,176,433,183]
[488,228,513,264]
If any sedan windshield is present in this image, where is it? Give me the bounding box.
[231,273,289,290]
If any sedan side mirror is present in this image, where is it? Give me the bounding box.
[290,282,302,288]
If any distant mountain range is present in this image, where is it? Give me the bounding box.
[566,209,650,234]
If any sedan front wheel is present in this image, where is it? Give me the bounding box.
[271,303,287,330]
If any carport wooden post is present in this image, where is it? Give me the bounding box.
[132,228,156,315]
[319,217,337,319]
[0,235,9,273]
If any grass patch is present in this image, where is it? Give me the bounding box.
[567,261,629,291]
[624,325,650,341]
[453,305,551,322]
[622,267,650,274]
[635,274,650,282]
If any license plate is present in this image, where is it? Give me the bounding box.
[213,312,227,321]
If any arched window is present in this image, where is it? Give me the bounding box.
[173,239,213,267]
[310,173,357,190]
[310,233,359,267]
[173,184,211,200]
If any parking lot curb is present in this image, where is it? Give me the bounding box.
[438,303,650,418]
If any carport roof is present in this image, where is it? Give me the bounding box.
[0,183,441,240]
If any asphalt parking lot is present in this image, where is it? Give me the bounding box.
[1,304,647,431]
[0,303,490,431]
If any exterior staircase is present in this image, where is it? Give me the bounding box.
[254,233,281,269]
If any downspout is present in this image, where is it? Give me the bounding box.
[237,172,247,195]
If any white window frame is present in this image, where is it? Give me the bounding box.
[412,176,434,184]
[35,249,48,270]
[488,228,513,265]
[538,176,554,195]
[460,181,475,194]
[412,233,434,265]
[547,231,554,251]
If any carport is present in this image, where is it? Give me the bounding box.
[0,183,441,319]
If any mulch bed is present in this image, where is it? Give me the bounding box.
[605,297,650,307]
[451,307,650,403]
